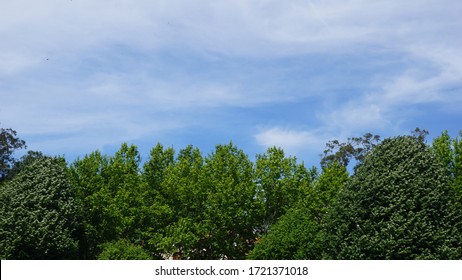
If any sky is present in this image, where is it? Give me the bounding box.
[1,0,461,166]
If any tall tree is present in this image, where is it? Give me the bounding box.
[154,145,206,259]
[70,150,110,259]
[432,130,462,205]
[200,143,264,259]
[140,143,176,258]
[248,162,348,260]
[254,147,312,233]
[327,136,462,259]
[70,143,156,259]
[142,143,175,197]
[0,127,27,180]
[306,162,349,223]
[320,132,380,169]
[0,156,78,259]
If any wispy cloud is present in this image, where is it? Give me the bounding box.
[1,0,461,162]
[254,126,326,159]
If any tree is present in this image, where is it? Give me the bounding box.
[139,143,176,259]
[0,127,27,181]
[326,136,462,259]
[306,162,349,223]
[247,207,323,260]
[142,143,175,196]
[320,132,380,169]
[410,127,429,143]
[70,143,158,259]
[7,151,45,180]
[0,156,78,259]
[432,130,462,208]
[70,150,111,259]
[154,145,206,259]
[248,162,348,260]
[97,239,152,260]
[200,143,264,259]
[454,132,462,203]
[254,147,312,233]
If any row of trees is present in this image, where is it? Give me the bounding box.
[1,127,461,259]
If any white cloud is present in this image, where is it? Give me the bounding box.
[323,103,388,132]
[254,127,325,156]
[2,0,460,59]
[2,0,461,161]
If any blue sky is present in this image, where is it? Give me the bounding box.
[1,0,461,166]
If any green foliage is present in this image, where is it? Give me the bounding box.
[320,132,380,169]
[70,143,167,259]
[97,239,152,260]
[154,145,205,259]
[0,127,27,181]
[432,130,462,204]
[247,207,323,260]
[7,151,45,180]
[70,150,110,258]
[142,143,175,196]
[157,143,264,259]
[200,143,264,259]
[0,156,78,259]
[249,162,347,260]
[454,132,462,203]
[327,136,462,259]
[255,147,312,233]
[3,125,460,260]
[306,162,349,222]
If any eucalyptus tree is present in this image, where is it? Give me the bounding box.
[0,127,27,181]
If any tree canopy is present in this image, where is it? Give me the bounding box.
[0,127,27,181]
[1,127,461,260]
[0,156,78,259]
[326,136,462,259]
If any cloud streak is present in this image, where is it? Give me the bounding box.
[1,0,461,163]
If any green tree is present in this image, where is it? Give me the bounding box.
[142,143,175,197]
[454,132,462,203]
[97,239,152,260]
[139,143,176,259]
[432,130,462,203]
[200,143,264,259]
[0,156,78,259]
[254,147,312,233]
[70,143,156,259]
[249,162,347,260]
[327,136,462,259]
[6,151,45,180]
[154,145,206,259]
[247,207,322,260]
[155,143,263,259]
[306,162,349,223]
[104,143,144,240]
[0,127,27,181]
[320,132,380,169]
[70,150,110,259]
